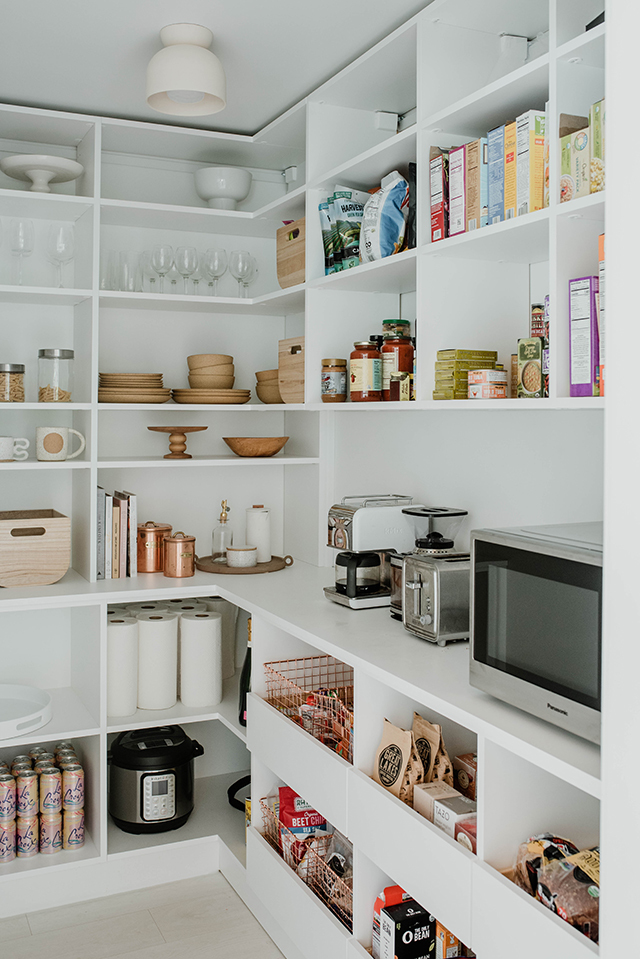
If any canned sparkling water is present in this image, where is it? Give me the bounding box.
[35,760,55,773]
[16,816,39,857]
[0,773,16,820]
[40,768,62,813]
[0,761,9,772]
[40,813,63,855]
[12,755,32,768]
[11,763,31,778]
[36,753,56,765]
[0,818,16,863]
[55,741,75,753]
[63,808,84,849]
[62,765,84,810]
[16,771,39,817]
[56,751,77,766]
[28,747,48,762]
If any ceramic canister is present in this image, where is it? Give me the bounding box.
[226,544,258,569]
[163,531,196,578]
[137,521,172,572]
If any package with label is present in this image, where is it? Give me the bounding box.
[487,124,505,225]
[536,847,599,942]
[543,99,550,207]
[373,718,424,805]
[467,369,507,399]
[503,121,517,219]
[465,138,488,231]
[435,920,461,958]
[432,795,477,838]
[435,371,470,393]
[435,358,495,372]
[413,781,460,822]
[278,786,329,866]
[517,337,544,398]
[361,171,409,262]
[380,900,436,959]
[516,110,546,215]
[590,98,605,193]
[559,114,588,202]
[437,349,498,362]
[569,275,599,396]
[453,753,477,800]
[455,816,477,854]
[598,234,605,395]
[448,145,466,236]
[412,712,453,785]
[373,885,413,959]
[332,186,370,269]
[430,147,450,243]
[514,833,579,896]
[433,389,469,401]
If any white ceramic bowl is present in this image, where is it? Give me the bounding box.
[226,544,257,568]
[194,166,253,210]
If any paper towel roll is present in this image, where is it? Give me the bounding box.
[136,611,179,709]
[126,601,169,615]
[203,596,238,678]
[172,601,208,616]
[179,611,223,707]
[246,506,271,563]
[107,617,139,717]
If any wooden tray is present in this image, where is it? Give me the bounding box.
[196,554,294,575]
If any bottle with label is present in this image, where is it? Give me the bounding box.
[381,333,414,401]
[238,617,252,727]
[212,499,233,563]
[349,341,382,402]
[321,358,347,403]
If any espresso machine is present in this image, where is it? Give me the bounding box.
[324,495,421,609]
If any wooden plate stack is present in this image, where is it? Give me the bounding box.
[98,372,171,404]
[172,354,251,405]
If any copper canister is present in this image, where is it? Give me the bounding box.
[163,531,196,578]
[137,521,172,572]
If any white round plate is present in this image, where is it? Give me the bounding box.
[0,154,84,192]
[0,684,52,740]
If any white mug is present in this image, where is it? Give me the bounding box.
[36,426,86,462]
[0,436,29,462]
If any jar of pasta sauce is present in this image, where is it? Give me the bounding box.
[321,358,347,403]
[349,341,381,402]
[381,333,414,401]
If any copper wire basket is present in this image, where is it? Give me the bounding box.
[260,797,353,930]
[263,655,354,763]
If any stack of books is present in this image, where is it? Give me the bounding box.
[433,350,499,400]
[96,487,137,579]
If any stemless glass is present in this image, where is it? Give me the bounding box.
[47,223,75,288]
[229,250,252,296]
[119,250,140,292]
[175,246,198,294]
[151,245,174,293]
[140,250,158,293]
[202,248,228,295]
[10,218,34,286]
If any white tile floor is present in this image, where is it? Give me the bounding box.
[0,873,284,959]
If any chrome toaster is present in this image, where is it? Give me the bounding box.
[402,552,471,646]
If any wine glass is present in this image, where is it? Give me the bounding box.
[151,245,174,293]
[175,246,198,294]
[202,248,228,295]
[140,250,158,293]
[47,223,74,288]
[166,263,181,292]
[241,256,259,298]
[10,219,34,286]
[191,257,203,295]
[229,250,253,296]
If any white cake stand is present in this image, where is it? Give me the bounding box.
[0,154,84,193]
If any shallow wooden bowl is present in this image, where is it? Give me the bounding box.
[255,369,279,382]
[223,436,289,457]
[190,364,234,376]
[187,353,233,370]
[188,374,235,389]
[256,382,283,404]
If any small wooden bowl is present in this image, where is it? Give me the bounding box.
[255,369,279,382]
[187,353,233,370]
[191,364,234,376]
[188,374,235,389]
[256,382,283,404]
[223,436,289,457]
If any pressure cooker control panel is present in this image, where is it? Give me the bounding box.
[141,773,176,821]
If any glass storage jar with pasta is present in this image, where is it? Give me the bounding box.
[38,349,74,402]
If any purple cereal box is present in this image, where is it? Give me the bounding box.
[569,276,599,397]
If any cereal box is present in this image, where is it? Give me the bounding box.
[570,126,591,199]
[516,110,546,215]
[559,114,588,202]
[430,147,450,243]
[435,921,461,958]
[503,121,517,219]
[465,137,488,231]
[569,275,599,397]
[448,145,466,236]
[517,337,544,398]
[590,98,605,193]
[487,124,505,225]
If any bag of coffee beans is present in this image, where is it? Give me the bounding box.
[373,719,423,805]
[412,712,454,787]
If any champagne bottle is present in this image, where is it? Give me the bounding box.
[238,617,252,727]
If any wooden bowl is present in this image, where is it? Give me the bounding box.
[223,436,289,457]
[187,353,233,370]
[188,374,235,389]
[191,364,234,376]
[256,382,283,404]
[255,369,279,382]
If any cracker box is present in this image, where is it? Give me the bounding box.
[467,369,507,399]
[448,145,466,236]
[516,110,546,215]
[373,886,412,959]
[487,124,505,225]
[437,349,498,362]
[430,147,450,243]
[570,126,591,199]
[413,781,460,822]
[465,137,488,231]
[435,920,461,958]
[590,98,605,193]
[503,121,517,219]
[453,753,477,800]
[433,795,477,838]
[569,275,600,397]
[559,114,588,202]
[380,900,436,959]
[517,337,544,398]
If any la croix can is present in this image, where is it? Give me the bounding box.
[163,531,196,578]
[16,770,39,817]
[12,755,32,768]
[62,765,84,810]
[28,746,49,762]
[40,813,63,854]
[16,816,39,857]
[0,773,16,819]
[137,521,172,573]
[63,808,85,849]
[40,767,62,813]
[0,817,16,862]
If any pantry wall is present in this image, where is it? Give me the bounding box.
[0,0,632,956]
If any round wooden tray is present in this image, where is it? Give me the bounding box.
[196,554,293,575]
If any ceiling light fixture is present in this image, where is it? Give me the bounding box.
[146,23,226,116]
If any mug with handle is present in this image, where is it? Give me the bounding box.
[36,426,86,462]
[0,436,29,462]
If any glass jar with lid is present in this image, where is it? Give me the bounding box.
[381,333,414,401]
[0,364,25,402]
[382,319,411,337]
[321,358,347,403]
[349,341,382,402]
[38,349,74,402]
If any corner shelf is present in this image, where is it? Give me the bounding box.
[309,249,416,294]
[97,456,320,468]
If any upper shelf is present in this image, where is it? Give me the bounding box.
[310,248,416,294]
[0,189,94,221]
[312,126,416,193]
[423,209,549,264]
[99,285,305,316]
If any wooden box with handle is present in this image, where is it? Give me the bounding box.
[278,337,305,404]
[276,218,305,289]
[0,509,71,586]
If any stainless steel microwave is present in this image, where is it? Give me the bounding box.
[469,522,603,744]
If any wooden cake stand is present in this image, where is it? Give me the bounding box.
[148,425,208,459]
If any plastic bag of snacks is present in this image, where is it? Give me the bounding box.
[373,718,424,805]
[360,171,409,262]
[536,847,599,942]
[514,833,579,896]
[278,786,330,866]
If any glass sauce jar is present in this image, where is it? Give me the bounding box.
[381,333,414,401]
[349,341,381,402]
[321,358,347,403]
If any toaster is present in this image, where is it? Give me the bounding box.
[327,495,418,552]
[402,552,471,646]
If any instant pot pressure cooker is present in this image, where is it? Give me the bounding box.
[108,725,204,834]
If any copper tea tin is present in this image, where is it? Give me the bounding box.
[137,521,172,572]
[163,531,196,578]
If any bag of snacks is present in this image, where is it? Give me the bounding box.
[536,847,599,942]
[278,786,329,866]
[360,171,409,262]
[373,718,423,805]
[514,833,579,896]
[412,712,454,786]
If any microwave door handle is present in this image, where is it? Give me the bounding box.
[407,579,421,616]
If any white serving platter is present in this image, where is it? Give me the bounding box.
[0,684,52,740]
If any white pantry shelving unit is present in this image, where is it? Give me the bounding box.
[0,0,626,955]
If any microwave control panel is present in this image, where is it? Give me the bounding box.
[141,773,176,821]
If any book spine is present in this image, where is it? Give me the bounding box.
[96,487,106,580]
[119,500,127,577]
[487,125,505,225]
[124,491,138,577]
[112,504,120,579]
[104,494,113,579]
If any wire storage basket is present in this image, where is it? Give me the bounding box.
[260,797,353,930]
[263,655,354,763]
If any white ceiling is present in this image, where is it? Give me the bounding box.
[0,0,430,135]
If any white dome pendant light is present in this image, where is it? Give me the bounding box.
[146,23,226,116]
